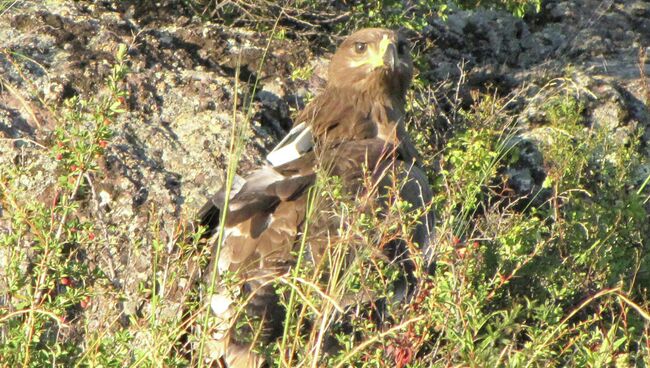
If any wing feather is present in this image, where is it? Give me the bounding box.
[196,28,434,366]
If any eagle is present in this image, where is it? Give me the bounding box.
[196,28,434,367]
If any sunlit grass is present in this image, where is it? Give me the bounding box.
[0,9,649,368]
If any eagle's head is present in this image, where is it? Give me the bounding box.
[328,28,413,100]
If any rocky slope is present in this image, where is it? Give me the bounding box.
[1,0,648,362]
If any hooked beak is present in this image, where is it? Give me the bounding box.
[373,35,396,72]
[382,42,397,72]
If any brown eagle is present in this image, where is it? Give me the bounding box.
[197,28,434,367]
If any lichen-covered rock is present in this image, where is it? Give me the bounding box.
[421,0,649,209]
[0,0,318,339]
[1,0,649,361]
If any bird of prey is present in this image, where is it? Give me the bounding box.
[196,28,434,367]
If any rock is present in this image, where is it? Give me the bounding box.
[502,135,548,204]
[506,167,535,193]
[630,1,650,16]
[592,100,625,132]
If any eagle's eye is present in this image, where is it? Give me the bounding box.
[397,40,409,55]
[354,42,367,54]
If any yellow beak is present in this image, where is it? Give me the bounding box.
[348,35,395,70]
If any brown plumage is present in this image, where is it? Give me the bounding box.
[197,28,434,367]
[296,28,418,161]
